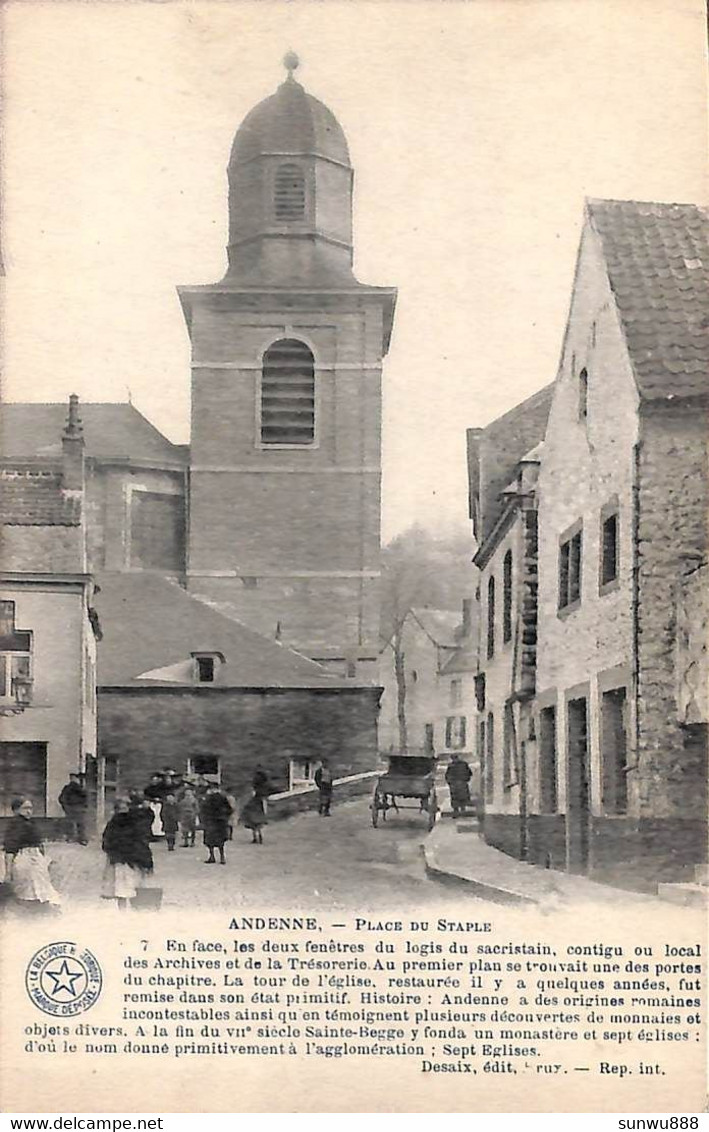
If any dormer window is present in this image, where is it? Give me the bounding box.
[274,164,305,221]
[191,652,225,684]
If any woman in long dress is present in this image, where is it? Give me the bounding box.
[101,798,154,907]
[3,797,61,910]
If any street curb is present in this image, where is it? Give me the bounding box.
[422,842,537,906]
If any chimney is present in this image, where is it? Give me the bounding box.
[461,598,472,637]
[62,393,85,491]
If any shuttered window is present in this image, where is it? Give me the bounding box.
[261,340,315,446]
[274,164,305,221]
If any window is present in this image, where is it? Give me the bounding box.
[600,510,619,589]
[241,577,259,590]
[485,712,494,802]
[0,601,32,703]
[601,687,628,814]
[502,704,517,788]
[187,756,220,781]
[579,367,588,421]
[538,706,558,813]
[487,576,496,660]
[411,669,419,684]
[502,549,513,643]
[261,339,315,446]
[450,679,462,707]
[196,657,214,683]
[274,164,305,221]
[559,527,582,610]
[424,723,435,754]
[445,715,467,749]
[290,758,318,789]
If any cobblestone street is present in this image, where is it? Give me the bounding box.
[44,797,483,913]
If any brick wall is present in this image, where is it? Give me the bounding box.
[98,686,380,797]
[636,404,708,820]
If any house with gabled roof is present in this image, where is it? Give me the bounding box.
[378,603,476,757]
[2,403,188,578]
[0,397,99,827]
[479,198,708,891]
[94,571,380,807]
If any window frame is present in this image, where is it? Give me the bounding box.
[257,338,318,451]
[0,601,33,703]
[502,548,513,644]
[558,520,583,615]
[273,163,307,223]
[486,575,496,660]
[599,499,620,595]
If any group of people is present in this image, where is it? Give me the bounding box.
[1,764,274,914]
[100,766,272,907]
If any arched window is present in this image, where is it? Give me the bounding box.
[274,163,305,221]
[261,339,315,446]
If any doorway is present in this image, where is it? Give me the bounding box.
[566,697,590,873]
[0,742,47,816]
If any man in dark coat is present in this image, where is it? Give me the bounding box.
[314,759,334,817]
[200,787,232,865]
[58,773,88,844]
[445,753,473,818]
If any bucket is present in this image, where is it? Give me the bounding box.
[131,887,163,911]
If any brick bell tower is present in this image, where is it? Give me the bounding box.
[179,54,396,676]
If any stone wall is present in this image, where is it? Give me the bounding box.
[98,686,380,798]
[636,404,708,821]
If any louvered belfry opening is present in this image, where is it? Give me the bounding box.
[274,163,306,221]
[261,339,315,445]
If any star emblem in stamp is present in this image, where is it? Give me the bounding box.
[26,942,102,1017]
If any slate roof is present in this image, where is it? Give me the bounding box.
[231,75,350,168]
[410,608,462,649]
[0,468,81,526]
[588,199,709,400]
[1,403,187,466]
[94,572,355,690]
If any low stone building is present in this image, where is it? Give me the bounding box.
[0,397,99,827]
[94,572,380,805]
[471,198,708,890]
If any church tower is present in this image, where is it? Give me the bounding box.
[179,55,396,675]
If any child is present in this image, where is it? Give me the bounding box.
[177,786,199,848]
[160,794,179,852]
[240,791,267,845]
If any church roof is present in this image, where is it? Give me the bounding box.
[1,403,187,467]
[588,199,709,400]
[95,572,357,690]
[230,74,350,168]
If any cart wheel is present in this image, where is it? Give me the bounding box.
[427,789,438,831]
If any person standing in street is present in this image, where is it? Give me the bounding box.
[200,785,232,865]
[177,785,199,848]
[160,794,179,852]
[101,797,154,908]
[58,773,89,845]
[3,797,62,911]
[314,759,334,816]
[445,752,473,818]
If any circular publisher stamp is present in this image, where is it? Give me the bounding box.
[26,941,102,1016]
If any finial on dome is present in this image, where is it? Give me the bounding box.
[283,51,300,79]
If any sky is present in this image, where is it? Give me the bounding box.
[2,0,707,540]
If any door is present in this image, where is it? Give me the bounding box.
[566,698,590,873]
[0,742,47,816]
